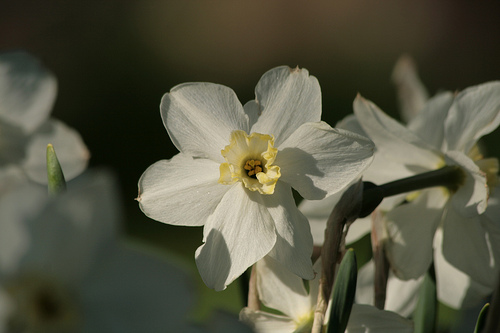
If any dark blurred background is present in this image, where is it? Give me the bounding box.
[2,0,500,320]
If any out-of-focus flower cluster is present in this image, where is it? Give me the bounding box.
[0,51,251,333]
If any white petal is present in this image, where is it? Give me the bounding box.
[243,100,261,129]
[355,261,421,318]
[256,256,311,319]
[434,228,492,308]
[22,119,89,183]
[355,260,375,307]
[161,82,249,162]
[0,51,57,133]
[299,191,343,246]
[407,92,454,150]
[336,113,366,135]
[138,154,227,226]
[239,308,297,333]
[391,55,429,123]
[362,153,413,193]
[444,81,500,153]
[441,204,497,291]
[346,304,413,333]
[0,165,27,198]
[300,190,370,246]
[0,183,45,276]
[80,243,196,332]
[385,189,447,280]
[22,171,119,284]
[0,116,29,166]
[308,258,322,309]
[384,273,422,318]
[250,66,321,146]
[362,155,418,213]
[265,182,314,279]
[276,121,374,200]
[195,185,276,290]
[445,150,488,216]
[345,217,371,245]
[354,95,442,171]
[336,114,411,205]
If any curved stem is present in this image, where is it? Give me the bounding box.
[379,165,464,197]
[360,165,464,217]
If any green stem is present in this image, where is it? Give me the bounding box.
[360,165,464,217]
[379,165,464,197]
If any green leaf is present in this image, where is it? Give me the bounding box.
[473,303,489,333]
[413,271,437,333]
[327,248,357,333]
[46,144,66,195]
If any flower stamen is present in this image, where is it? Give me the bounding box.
[244,159,262,178]
[218,130,281,195]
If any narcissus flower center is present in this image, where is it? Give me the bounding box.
[244,159,262,178]
[218,130,281,195]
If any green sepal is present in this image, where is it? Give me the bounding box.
[473,303,489,333]
[46,144,66,195]
[413,272,437,333]
[327,248,357,333]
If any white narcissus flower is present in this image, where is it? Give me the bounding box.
[299,57,500,313]
[0,51,89,183]
[137,66,375,291]
[353,81,500,308]
[299,57,430,317]
[0,172,199,333]
[239,257,413,333]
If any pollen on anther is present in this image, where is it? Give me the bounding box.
[244,159,263,178]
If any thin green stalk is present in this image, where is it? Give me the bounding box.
[360,165,464,217]
[379,165,465,197]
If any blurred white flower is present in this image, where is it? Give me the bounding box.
[0,51,89,183]
[137,66,374,290]
[354,80,500,308]
[0,171,199,333]
[299,57,500,311]
[239,257,413,333]
[391,55,429,123]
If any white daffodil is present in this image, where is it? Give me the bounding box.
[353,80,500,308]
[299,55,430,247]
[298,58,430,317]
[0,171,200,333]
[137,66,374,291]
[0,51,89,183]
[239,257,413,333]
